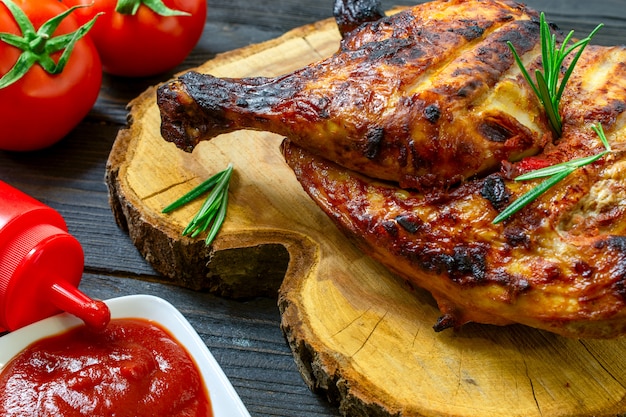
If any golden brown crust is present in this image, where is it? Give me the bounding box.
[158,0,549,190]
[278,42,626,337]
[281,137,626,339]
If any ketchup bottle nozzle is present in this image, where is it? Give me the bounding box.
[48,280,111,331]
[0,180,111,331]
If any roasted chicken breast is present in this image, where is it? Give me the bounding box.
[157,0,626,338]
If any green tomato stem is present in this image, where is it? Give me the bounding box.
[0,0,100,89]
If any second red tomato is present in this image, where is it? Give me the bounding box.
[64,0,206,77]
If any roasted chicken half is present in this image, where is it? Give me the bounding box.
[157,0,626,338]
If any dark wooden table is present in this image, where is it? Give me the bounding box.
[1,1,624,416]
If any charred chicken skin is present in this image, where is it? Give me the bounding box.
[157,0,626,338]
[158,0,550,190]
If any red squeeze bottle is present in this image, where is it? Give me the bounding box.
[0,180,110,332]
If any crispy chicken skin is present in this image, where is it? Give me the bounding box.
[157,0,626,337]
[158,0,550,190]
[279,40,626,339]
[282,84,626,340]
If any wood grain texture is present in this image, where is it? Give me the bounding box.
[105,6,626,417]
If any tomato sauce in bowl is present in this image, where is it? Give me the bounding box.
[0,318,212,416]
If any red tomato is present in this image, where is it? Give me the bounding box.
[0,0,102,151]
[63,0,206,77]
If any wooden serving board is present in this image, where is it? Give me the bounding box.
[106,16,626,417]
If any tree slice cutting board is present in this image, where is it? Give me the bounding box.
[105,15,626,417]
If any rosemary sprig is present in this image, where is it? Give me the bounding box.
[507,13,603,137]
[492,124,611,224]
[163,163,233,246]
[494,14,604,224]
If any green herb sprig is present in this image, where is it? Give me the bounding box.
[492,124,611,224]
[507,13,603,137]
[163,163,233,246]
[494,13,605,224]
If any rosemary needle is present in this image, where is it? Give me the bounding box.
[492,168,572,225]
[162,166,231,213]
[493,124,611,224]
[163,163,233,246]
[205,189,228,245]
[507,13,602,137]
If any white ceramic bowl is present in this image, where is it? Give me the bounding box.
[0,294,251,417]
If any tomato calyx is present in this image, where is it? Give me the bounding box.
[114,0,190,17]
[0,0,100,89]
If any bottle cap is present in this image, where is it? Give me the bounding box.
[0,181,110,332]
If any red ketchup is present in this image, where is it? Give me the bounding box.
[0,318,213,416]
[0,180,110,331]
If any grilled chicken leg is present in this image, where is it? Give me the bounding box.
[158,0,550,190]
